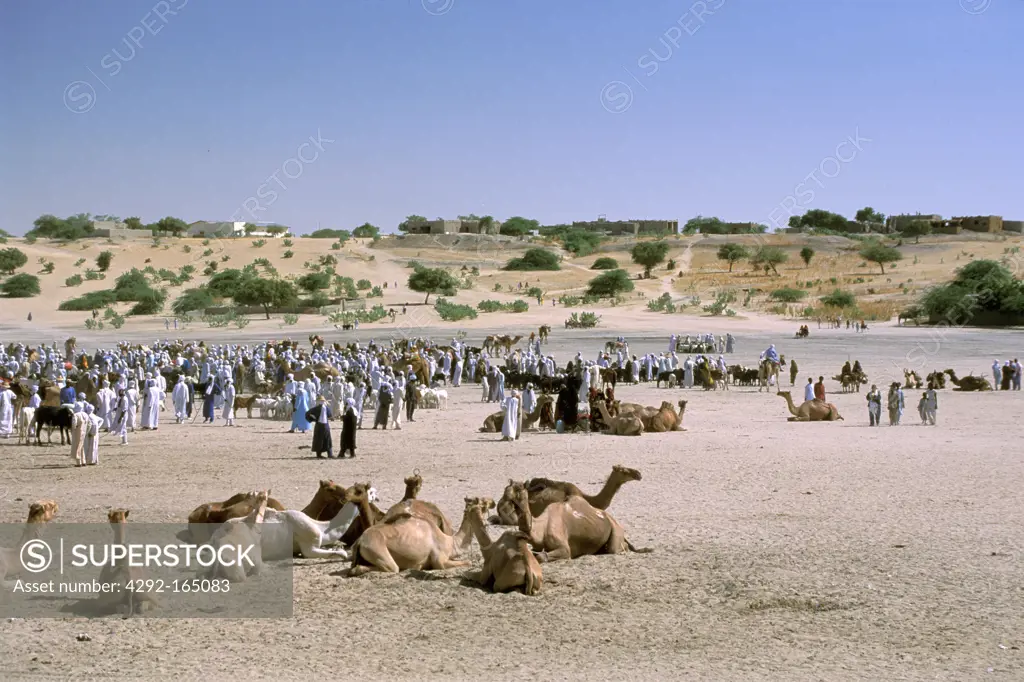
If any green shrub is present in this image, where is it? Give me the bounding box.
[282,250,294,259]
[65,274,83,287]
[202,248,213,257]
[84,269,105,281]
[182,245,192,254]
[503,248,560,271]
[591,257,619,270]
[252,239,266,248]
[647,292,676,313]
[356,279,372,290]
[283,314,299,325]
[820,289,856,308]
[769,287,808,303]
[2,273,41,298]
[368,286,383,298]
[282,239,293,247]
[172,287,215,315]
[59,290,118,311]
[0,247,28,275]
[586,269,635,298]
[435,298,477,321]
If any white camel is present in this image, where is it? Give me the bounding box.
[17,406,36,444]
[260,488,378,560]
[252,397,277,419]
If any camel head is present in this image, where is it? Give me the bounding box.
[609,464,642,482]
[27,500,59,524]
[403,472,424,500]
[107,508,130,525]
[777,391,792,400]
[677,399,687,415]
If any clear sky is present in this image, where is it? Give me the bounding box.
[1,0,1021,235]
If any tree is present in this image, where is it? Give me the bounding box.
[683,215,724,234]
[27,213,95,240]
[233,277,298,319]
[172,287,214,315]
[297,271,331,293]
[352,223,380,239]
[244,222,260,235]
[499,216,540,237]
[124,216,144,230]
[901,220,932,244]
[820,289,856,308]
[307,228,351,241]
[1,273,41,298]
[0,247,28,275]
[855,206,886,225]
[206,269,247,298]
[750,246,789,276]
[799,246,815,267]
[397,215,427,233]
[560,230,602,256]
[586,269,635,298]
[591,257,619,270]
[154,216,188,236]
[859,241,902,274]
[791,209,848,231]
[631,241,670,278]
[716,243,750,272]
[407,267,459,304]
[503,248,561,271]
[96,250,113,272]
[265,224,290,236]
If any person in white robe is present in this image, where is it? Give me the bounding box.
[390,373,405,430]
[82,403,102,465]
[0,383,16,438]
[125,381,139,432]
[522,383,536,420]
[140,379,163,430]
[95,380,116,431]
[172,376,189,423]
[501,391,521,442]
[222,379,236,426]
[481,374,490,402]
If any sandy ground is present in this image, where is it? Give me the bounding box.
[1,323,1023,681]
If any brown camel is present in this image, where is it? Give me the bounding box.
[616,400,687,432]
[508,482,647,562]
[493,465,642,525]
[465,498,542,595]
[309,334,325,350]
[482,335,498,354]
[381,472,454,535]
[777,391,844,421]
[495,335,523,354]
[926,370,947,389]
[206,491,269,582]
[97,509,161,615]
[346,484,474,575]
[479,394,554,433]
[594,400,644,436]
[944,369,992,391]
[1,500,59,583]
[538,325,551,343]
[904,369,923,389]
[65,337,76,360]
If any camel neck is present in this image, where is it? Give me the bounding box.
[586,472,624,509]
[20,520,47,545]
[355,498,375,528]
[467,512,491,551]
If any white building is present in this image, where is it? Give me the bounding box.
[187,221,247,238]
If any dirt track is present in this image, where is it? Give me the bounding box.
[1,325,1022,680]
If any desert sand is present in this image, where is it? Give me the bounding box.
[1,233,1023,680]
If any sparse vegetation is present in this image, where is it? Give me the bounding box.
[0,247,28,275]
[820,289,856,308]
[2,273,41,298]
[586,269,635,298]
[591,257,619,270]
[716,243,750,272]
[769,287,808,303]
[408,267,459,303]
[434,298,477,321]
[504,248,560,271]
[859,241,902,274]
[631,241,670,278]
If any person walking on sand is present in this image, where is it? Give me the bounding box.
[923,385,938,425]
[917,391,928,425]
[887,382,904,426]
[866,384,882,426]
[813,376,826,402]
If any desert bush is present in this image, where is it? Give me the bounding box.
[591,257,619,270]
[65,274,83,287]
[435,298,477,321]
[820,288,856,308]
[356,279,372,290]
[769,287,807,303]
[2,273,41,298]
[368,286,383,298]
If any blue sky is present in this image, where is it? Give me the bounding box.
[1,0,1020,234]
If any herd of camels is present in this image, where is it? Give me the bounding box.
[2,467,648,609]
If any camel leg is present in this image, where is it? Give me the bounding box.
[430,555,471,570]
[351,543,400,574]
[535,544,571,563]
[603,522,629,555]
[297,538,349,560]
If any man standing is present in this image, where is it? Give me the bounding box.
[172,376,189,424]
[923,385,938,425]
[305,395,333,459]
[992,359,1001,390]
[82,403,103,465]
[887,383,904,425]
[789,359,799,387]
[501,390,520,442]
[405,375,417,423]
[804,377,815,403]
[222,379,236,427]
[0,381,15,439]
[814,376,826,402]
[866,384,882,426]
[60,380,76,406]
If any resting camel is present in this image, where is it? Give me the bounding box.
[493,465,642,526]
[944,369,992,391]
[97,509,161,615]
[593,400,643,436]
[926,370,947,389]
[188,490,286,542]
[777,391,843,421]
[465,498,542,595]
[904,369,924,389]
[507,482,648,562]
[346,484,474,576]
[1,500,59,583]
[616,400,686,432]
[261,487,379,560]
[380,472,453,535]
[479,394,554,433]
[206,491,269,583]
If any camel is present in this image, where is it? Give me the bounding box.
[260,487,378,560]
[465,499,542,595]
[758,359,781,393]
[926,370,947,389]
[538,325,551,343]
[308,334,325,350]
[380,472,454,535]
[507,482,647,562]
[616,400,686,433]
[777,391,844,421]
[65,337,76,360]
[96,509,161,615]
[1,500,59,583]
[206,491,269,583]
[346,484,475,576]
[944,369,992,392]
[188,490,286,542]
[593,400,643,436]
[832,373,867,393]
[494,465,642,526]
[493,335,523,354]
[479,394,554,433]
[16,405,36,444]
[904,369,924,389]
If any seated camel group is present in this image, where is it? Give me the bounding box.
[186,466,648,596]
